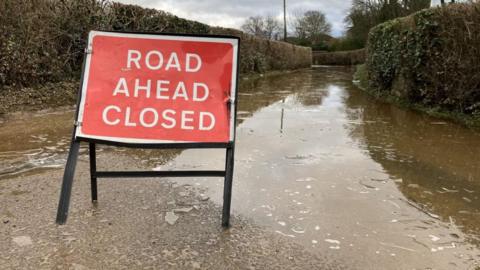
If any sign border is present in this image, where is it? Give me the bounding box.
[56,30,240,227]
[74,30,240,144]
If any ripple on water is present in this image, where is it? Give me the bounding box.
[0,136,76,179]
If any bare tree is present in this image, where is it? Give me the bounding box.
[293,10,331,45]
[241,15,281,40]
[264,16,281,40]
[241,16,264,37]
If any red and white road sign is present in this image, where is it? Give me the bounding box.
[75,31,239,143]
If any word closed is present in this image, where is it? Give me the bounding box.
[76,31,238,143]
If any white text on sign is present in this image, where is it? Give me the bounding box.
[102,50,216,131]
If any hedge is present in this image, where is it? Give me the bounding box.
[0,0,311,89]
[365,3,480,116]
[312,49,366,66]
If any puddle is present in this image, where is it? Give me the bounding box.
[1,67,479,269]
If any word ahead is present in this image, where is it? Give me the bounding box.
[56,31,240,228]
[76,31,239,143]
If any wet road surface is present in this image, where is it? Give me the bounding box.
[0,67,479,269]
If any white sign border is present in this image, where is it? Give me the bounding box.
[75,31,239,144]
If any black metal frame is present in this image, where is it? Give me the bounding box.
[56,31,240,228]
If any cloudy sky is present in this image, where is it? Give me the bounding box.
[116,0,443,37]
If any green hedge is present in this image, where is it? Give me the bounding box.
[312,49,366,66]
[0,0,311,89]
[366,3,480,116]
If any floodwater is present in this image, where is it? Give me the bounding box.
[1,67,479,269]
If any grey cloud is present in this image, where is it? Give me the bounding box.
[116,0,354,36]
[116,0,448,37]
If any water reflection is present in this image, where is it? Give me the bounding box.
[0,70,323,179]
[344,84,480,244]
[0,109,179,179]
[0,110,75,179]
[0,67,479,268]
[168,67,479,268]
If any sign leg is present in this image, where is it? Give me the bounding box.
[56,140,81,225]
[222,146,235,228]
[89,143,98,202]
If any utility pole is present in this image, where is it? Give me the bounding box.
[283,0,287,41]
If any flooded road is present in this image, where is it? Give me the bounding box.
[1,67,479,269]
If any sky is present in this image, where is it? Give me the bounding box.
[116,0,444,37]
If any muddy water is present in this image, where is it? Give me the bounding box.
[1,67,479,269]
[0,110,74,179]
[0,109,177,180]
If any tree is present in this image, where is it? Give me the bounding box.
[241,15,281,40]
[292,10,331,46]
[345,0,431,47]
[264,16,282,40]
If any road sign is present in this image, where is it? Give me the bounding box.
[77,31,238,143]
[56,31,240,227]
